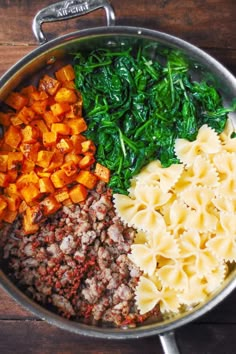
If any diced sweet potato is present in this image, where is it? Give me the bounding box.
[45,150,64,172]
[0,112,12,126]
[20,182,41,204]
[81,139,96,154]
[31,99,48,115]
[21,125,39,143]
[36,150,54,168]
[51,123,71,135]
[4,194,21,212]
[0,153,8,172]
[94,163,110,183]
[39,177,55,194]
[40,195,61,216]
[4,183,20,197]
[39,75,61,96]
[54,87,78,104]
[54,187,69,203]
[16,171,39,189]
[75,170,97,189]
[50,102,71,116]
[0,196,7,215]
[56,138,73,153]
[69,183,88,203]
[19,200,27,214]
[22,159,35,174]
[5,92,28,111]
[66,118,87,135]
[17,106,35,124]
[0,172,9,187]
[65,100,83,119]
[4,125,22,149]
[20,142,41,162]
[55,64,75,82]
[42,131,58,147]
[50,169,69,188]
[70,134,86,154]
[43,111,61,127]
[1,209,17,223]
[23,206,41,234]
[10,115,23,126]
[78,154,95,169]
[7,151,24,171]
[61,161,77,177]
[64,152,82,165]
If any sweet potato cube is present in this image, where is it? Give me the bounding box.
[0,112,12,126]
[78,154,95,169]
[39,177,55,194]
[54,87,78,104]
[66,118,87,135]
[4,183,19,197]
[4,125,22,149]
[81,140,96,154]
[20,182,41,204]
[1,210,17,224]
[5,92,28,111]
[23,206,40,234]
[46,150,64,172]
[0,196,7,215]
[16,171,39,189]
[62,198,73,207]
[70,134,86,154]
[75,170,97,189]
[7,152,24,171]
[51,123,71,135]
[36,150,54,168]
[20,142,41,162]
[4,194,21,212]
[30,90,49,101]
[69,183,88,203]
[20,85,37,98]
[21,125,39,143]
[43,111,61,127]
[31,120,49,136]
[31,99,48,115]
[56,138,73,153]
[62,80,76,90]
[22,159,35,174]
[0,172,9,187]
[8,170,18,183]
[40,195,61,216]
[0,153,8,172]
[50,102,70,116]
[65,100,83,119]
[54,187,69,203]
[61,161,77,177]
[64,152,82,165]
[17,106,35,124]
[43,131,57,147]
[10,115,24,126]
[94,163,110,183]
[39,75,61,96]
[55,64,75,82]
[36,170,51,178]
[19,200,27,214]
[50,169,69,188]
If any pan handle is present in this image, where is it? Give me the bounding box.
[32,0,116,44]
[159,331,181,354]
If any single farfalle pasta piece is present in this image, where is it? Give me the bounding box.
[178,274,208,306]
[136,276,180,314]
[156,259,188,291]
[213,152,236,198]
[204,262,228,293]
[174,155,219,194]
[178,230,219,277]
[114,184,171,232]
[175,124,221,165]
[212,195,236,213]
[180,186,218,232]
[129,229,179,276]
[165,199,189,237]
[207,212,236,262]
[135,160,184,192]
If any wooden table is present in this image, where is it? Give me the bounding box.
[0,1,236,353]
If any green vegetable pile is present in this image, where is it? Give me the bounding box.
[74,46,235,194]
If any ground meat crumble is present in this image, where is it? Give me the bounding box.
[0,182,160,327]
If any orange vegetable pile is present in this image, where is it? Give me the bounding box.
[0,64,110,234]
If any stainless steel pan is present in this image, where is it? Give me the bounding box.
[0,1,236,353]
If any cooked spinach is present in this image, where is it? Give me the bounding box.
[73,46,235,194]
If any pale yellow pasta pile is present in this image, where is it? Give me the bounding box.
[113,118,236,315]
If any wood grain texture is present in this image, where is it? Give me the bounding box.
[0,1,236,353]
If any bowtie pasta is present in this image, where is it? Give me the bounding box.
[113,118,236,316]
